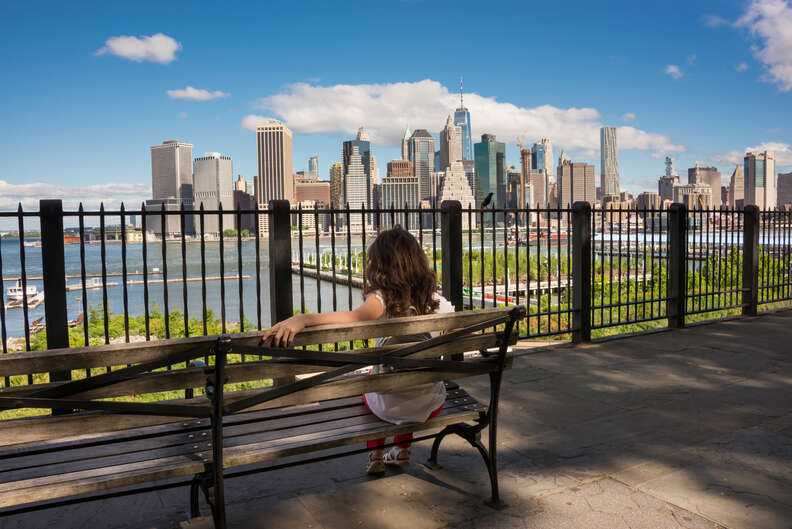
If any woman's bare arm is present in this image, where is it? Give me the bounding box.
[262,293,384,347]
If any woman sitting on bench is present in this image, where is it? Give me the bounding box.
[263,226,454,474]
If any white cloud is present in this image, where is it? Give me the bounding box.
[621,112,636,121]
[247,79,684,156]
[95,33,181,64]
[701,13,731,27]
[736,62,750,72]
[736,0,792,91]
[710,141,792,166]
[241,114,282,130]
[167,86,229,101]
[687,54,697,66]
[0,181,151,213]
[664,65,684,79]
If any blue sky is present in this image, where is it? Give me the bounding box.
[1,0,791,210]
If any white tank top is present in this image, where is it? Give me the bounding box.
[363,292,452,425]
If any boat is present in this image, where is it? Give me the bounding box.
[6,280,37,301]
[5,291,44,310]
[23,240,41,247]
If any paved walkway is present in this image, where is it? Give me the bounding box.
[2,310,791,529]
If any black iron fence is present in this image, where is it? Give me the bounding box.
[0,199,791,393]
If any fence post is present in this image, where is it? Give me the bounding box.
[268,200,295,385]
[742,205,760,316]
[40,200,71,387]
[667,202,688,328]
[440,200,463,312]
[571,201,591,343]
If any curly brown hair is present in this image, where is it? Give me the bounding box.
[364,226,439,317]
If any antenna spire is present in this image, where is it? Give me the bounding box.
[459,76,464,108]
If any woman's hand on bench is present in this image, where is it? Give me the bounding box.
[262,314,308,347]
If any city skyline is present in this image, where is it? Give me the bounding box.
[1,1,792,211]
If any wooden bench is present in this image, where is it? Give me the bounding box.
[0,305,524,528]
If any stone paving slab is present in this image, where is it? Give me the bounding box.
[1,310,790,529]
[234,475,725,529]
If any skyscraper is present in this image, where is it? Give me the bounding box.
[600,127,620,198]
[150,140,194,202]
[744,151,776,210]
[193,152,234,236]
[531,138,553,183]
[344,145,367,229]
[438,161,476,230]
[407,129,435,203]
[506,166,522,209]
[529,169,546,209]
[474,134,506,207]
[729,166,744,208]
[401,125,411,161]
[557,151,596,207]
[307,155,319,180]
[519,147,531,209]
[387,159,412,180]
[342,127,375,208]
[382,163,419,228]
[689,163,722,208]
[453,78,473,161]
[778,172,792,208]
[234,174,246,192]
[329,162,344,209]
[658,175,679,204]
[147,140,195,237]
[256,121,294,205]
[439,115,463,172]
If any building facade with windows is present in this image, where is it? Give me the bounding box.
[729,166,744,209]
[600,127,620,198]
[674,183,712,210]
[146,140,195,237]
[688,163,722,208]
[407,129,436,203]
[453,107,473,161]
[381,175,420,228]
[744,151,776,210]
[193,152,234,236]
[777,172,792,209]
[437,161,476,230]
[439,115,463,172]
[474,134,506,208]
[256,121,294,208]
[344,145,367,230]
[531,138,553,184]
[557,152,596,207]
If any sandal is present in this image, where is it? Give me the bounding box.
[366,451,385,475]
[384,447,410,467]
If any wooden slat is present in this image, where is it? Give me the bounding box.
[0,307,514,377]
[0,396,364,458]
[0,390,478,480]
[0,403,480,509]
[0,357,510,446]
[0,333,505,401]
[288,306,515,346]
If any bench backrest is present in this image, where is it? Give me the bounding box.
[0,306,522,446]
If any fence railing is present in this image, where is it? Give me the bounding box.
[0,199,791,393]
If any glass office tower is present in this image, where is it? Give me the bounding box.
[454,107,473,161]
